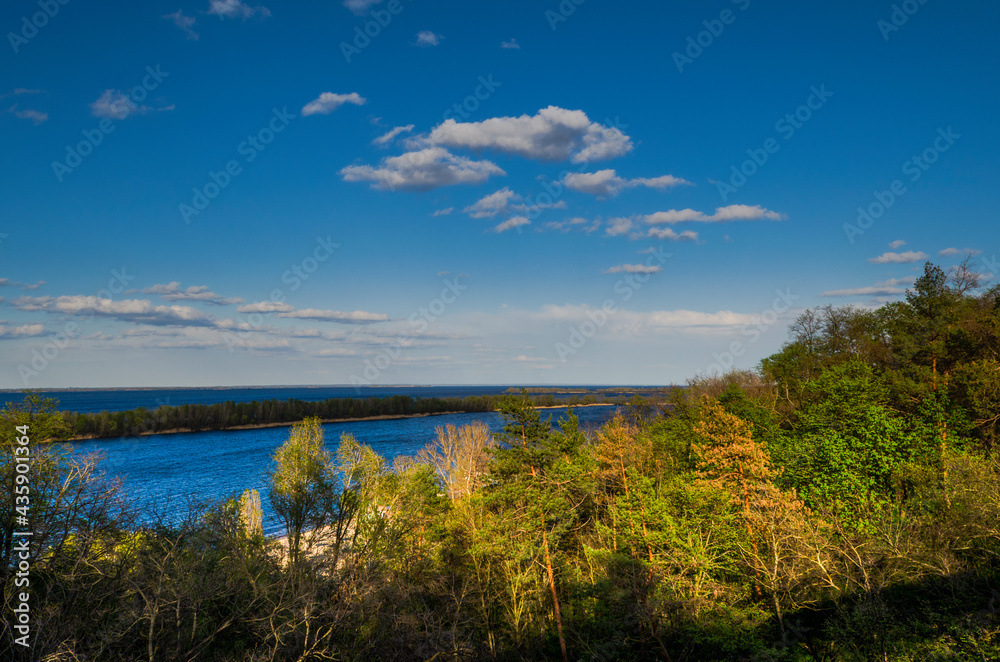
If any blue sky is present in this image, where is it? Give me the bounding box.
[1,0,997,388]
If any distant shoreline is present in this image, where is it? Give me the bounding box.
[65,403,618,442]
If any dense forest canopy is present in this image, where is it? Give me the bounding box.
[2,261,999,660]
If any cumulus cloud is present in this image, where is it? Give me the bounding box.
[493,216,530,233]
[0,323,46,339]
[500,38,520,49]
[605,264,662,275]
[642,204,784,224]
[13,296,219,327]
[605,217,633,237]
[427,106,633,163]
[340,147,505,191]
[415,31,441,46]
[141,282,244,305]
[207,0,270,19]
[373,124,414,146]
[562,169,691,197]
[163,9,198,39]
[302,92,366,116]
[868,251,929,264]
[889,239,906,249]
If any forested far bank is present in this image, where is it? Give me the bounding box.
[54,392,637,441]
[2,260,999,660]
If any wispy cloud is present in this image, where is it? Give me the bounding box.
[140,282,244,305]
[493,216,530,233]
[868,250,928,264]
[90,90,173,120]
[562,169,691,197]
[432,207,454,217]
[0,278,46,290]
[500,38,520,49]
[605,264,662,274]
[415,31,441,47]
[822,276,915,297]
[939,247,981,257]
[163,9,199,39]
[641,204,784,224]
[343,0,382,15]
[889,239,906,249]
[7,105,48,125]
[207,0,270,20]
[13,296,220,328]
[302,92,366,116]
[373,124,414,146]
[463,187,565,219]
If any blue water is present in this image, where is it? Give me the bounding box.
[63,405,619,535]
[1,385,651,414]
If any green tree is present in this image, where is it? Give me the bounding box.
[268,417,336,566]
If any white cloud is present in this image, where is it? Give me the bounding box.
[0,278,45,290]
[236,301,295,313]
[238,301,294,314]
[415,31,441,46]
[464,187,519,218]
[544,217,598,233]
[302,92,366,116]
[535,304,760,329]
[605,217,633,237]
[428,106,633,163]
[8,105,47,125]
[493,216,530,233]
[432,207,454,217]
[463,187,566,219]
[642,204,784,224]
[13,296,219,327]
[822,277,915,297]
[500,38,520,49]
[0,323,46,339]
[373,124,414,146]
[605,264,662,274]
[562,169,691,197]
[889,239,906,249]
[163,9,198,39]
[939,247,981,257]
[207,0,270,19]
[868,251,929,264]
[647,227,699,242]
[90,90,151,120]
[341,147,505,191]
[343,0,382,15]
[276,309,389,323]
[141,282,243,305]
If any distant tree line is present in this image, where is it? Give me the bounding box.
[3,260,998,660]
[56,393,627,440]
